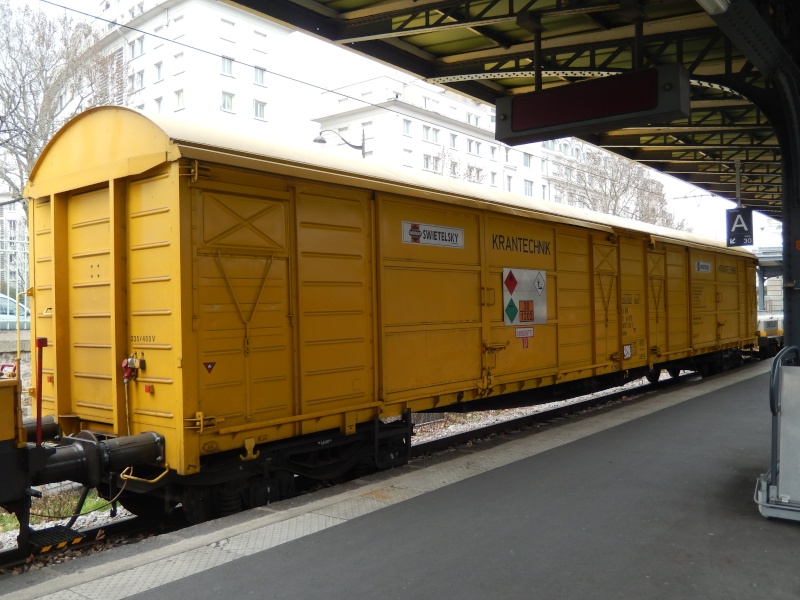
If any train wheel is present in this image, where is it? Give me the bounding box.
[667,367,681,379]
[646,368,661,384]
[118,493,175,519]
[181,486,214,524]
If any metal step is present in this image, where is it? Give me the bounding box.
[27,525,84,554]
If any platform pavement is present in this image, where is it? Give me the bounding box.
[4,359,800,600]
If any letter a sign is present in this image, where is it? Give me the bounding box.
[726,207,753,247]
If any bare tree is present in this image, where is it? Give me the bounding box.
[556,148,689,231]
[0,0,112,199]
[435,147,487,184]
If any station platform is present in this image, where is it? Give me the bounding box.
[4,359,800,600]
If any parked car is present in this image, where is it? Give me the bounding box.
[0,294,30,330]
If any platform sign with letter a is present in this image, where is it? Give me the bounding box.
[726,207,753,247]
[502,268,547,326]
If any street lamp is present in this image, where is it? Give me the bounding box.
[313,129,366,158]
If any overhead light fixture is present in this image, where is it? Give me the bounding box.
[313,129,366,158]
[696,0,731,16]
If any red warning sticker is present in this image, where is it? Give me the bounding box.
[203,362,216,374]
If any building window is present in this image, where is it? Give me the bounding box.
[155,97,162,113]
[254,30,267,53]
[449,133,457,149]
[468,166,483,183]
[135,70,144,90]
[523,153,532,167]
[254,67,266,85]
[174,89,184,110]
[154,62,162,81]
[221,92,234,112]
[491,172,497,186]
[467,139,481,155]
[423,126,439,143]
[221,19,235,41]
[403,149,413,167]
[524,180,533,197]
[172,15,185,38]
[174,52,184,75]
[467,113,480,126]
[128,36,144,59]
[221,57,234,76]
[423,154,441,172]
[449,162,459,177]
[254,100,266,119]
[506,175,513,192]
[402,119,411,135]
[154,25,164,47]
[542,184,547,200]
[490,146,497,160]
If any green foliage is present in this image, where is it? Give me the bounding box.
[0,488,110,533]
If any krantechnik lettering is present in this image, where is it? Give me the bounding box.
[492,234,551,255]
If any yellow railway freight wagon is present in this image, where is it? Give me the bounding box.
[24,107,757,520]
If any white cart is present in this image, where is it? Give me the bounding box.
[756,346,800,521]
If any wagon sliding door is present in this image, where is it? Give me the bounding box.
[40,186,128,435]
[647,247,667,364]
[592,234,619,375]
[192,185,295,446]
[294,183,376,435]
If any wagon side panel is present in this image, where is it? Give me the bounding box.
[555,229,593,378]
[617,236,648,369]
[485,215,558,383]
[295,182,376,433]
[665,246,690,356]
[377,194,482,407]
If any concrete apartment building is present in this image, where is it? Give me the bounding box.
[311,76,586,205]
[93,0,586,207]
[96,0,292,128]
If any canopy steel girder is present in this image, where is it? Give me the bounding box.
[235,0,799,220]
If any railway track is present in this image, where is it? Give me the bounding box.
[0,511,186,574]
[0,371,701,574]
[410,371,701,458]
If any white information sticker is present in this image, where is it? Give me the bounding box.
[402,221,464,248]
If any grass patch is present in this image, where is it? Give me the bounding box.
[0,488,110,533]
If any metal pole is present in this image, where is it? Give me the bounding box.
[35,337,47,446]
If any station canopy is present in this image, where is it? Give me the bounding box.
[235,0,800,221]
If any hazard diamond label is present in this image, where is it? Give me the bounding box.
[502,267,547,326]
[505,299,518,323]
[504,270,518,295]
[203,362,216,374]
